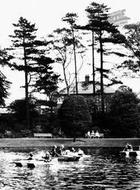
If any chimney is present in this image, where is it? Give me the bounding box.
[85,75,90,83]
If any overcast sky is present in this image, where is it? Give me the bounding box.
[1,0,140,104]
[0,0,140,47]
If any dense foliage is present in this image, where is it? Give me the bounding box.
[0,49,12,106]
[108,86,140,137]
[58,95,91,137]
[8,99,39,128]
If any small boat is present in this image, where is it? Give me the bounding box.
[13,158,51,168]
[120,143,140,158]
[58,155,80,162]
[14,162,23,167]
[120,150,140,157]
[14,161,35,168]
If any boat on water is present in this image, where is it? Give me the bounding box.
[13,147,90,168]
[58,155,80,162]
[120,150,140,157]
[13,153,90,168]
[14,155,81,168]
[14,158,57,168]
[120,143,140,157]
[57,150,91,162]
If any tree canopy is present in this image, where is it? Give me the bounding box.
[109,86,140,137]
[58,95,91,137]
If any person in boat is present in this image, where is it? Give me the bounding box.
[124,143,133,151]
[71,147,76,152]
[56,144,65,156]
[77,148,84,156]
[27,153,33,160]
[42,151,52,161]
[50,145,58,157]
[64,147,76,156]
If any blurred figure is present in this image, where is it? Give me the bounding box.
[95,131,100,138]
[56,144,65,156]
[71,147,76,152]
[65,147,76,156]
[77,148,84,156]
[87,131,91,138]
[27,153,33,160]
[50,145,58,157]
[124,143,133,151]
[42,151,52,161]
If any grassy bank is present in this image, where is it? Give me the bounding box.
[0,138,140,148]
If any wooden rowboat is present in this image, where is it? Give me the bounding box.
[58,155,80,162]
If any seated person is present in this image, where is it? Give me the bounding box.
[50,145,58,157]
[42,151,52,161]
[91,130,95,138]
[64,149,71,155]
[95,131,100,138]
[64,147,76,156]
[124,143,133,151]
[56,145,65,156]
[77,148,84,156]
[70,147,76,152]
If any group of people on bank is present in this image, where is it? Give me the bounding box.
[85,130,103,138]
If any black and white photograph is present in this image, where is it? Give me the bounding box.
[0,0,140,189]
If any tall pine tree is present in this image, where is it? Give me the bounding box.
[62,13,79,94]
[85,2,126,113]
[10,17,58,127]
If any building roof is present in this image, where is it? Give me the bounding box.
[60,79,115,95]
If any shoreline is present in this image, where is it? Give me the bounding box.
[0,138,140,148]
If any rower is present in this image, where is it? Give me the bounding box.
[71,147,76,152]
[56,144,65,156]
[77,148,84,156]
[42,151,52,161]
[124,143,133,151]
[50,145,58,157]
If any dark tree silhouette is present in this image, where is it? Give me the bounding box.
[118,23,140,78]
[0,48,12,106]
[10,17,58,128]
[109,86,140,137]
[8,98,39,130]
[32,56,59,100]
[10,17,40,128]
[84,2,126,112]
[58,95,91,137]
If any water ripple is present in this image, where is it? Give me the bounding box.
[0,148,139,189]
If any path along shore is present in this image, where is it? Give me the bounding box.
[0,138,140,148]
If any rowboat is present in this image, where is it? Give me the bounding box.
[13,158,54,168]
[58,155,80,162]
[13,149,90,168]
[120,150,140,157]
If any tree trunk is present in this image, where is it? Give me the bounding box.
[62,62,69,95]
[72,27,78,95]
[23,43,30,129]
[92,30,96,95]
[99,31,104,113]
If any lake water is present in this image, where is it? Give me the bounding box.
[0,147,140,190]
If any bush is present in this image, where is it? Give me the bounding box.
[109,86,140,137]
[58,95,91,137]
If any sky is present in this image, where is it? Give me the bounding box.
[1,0,140,104]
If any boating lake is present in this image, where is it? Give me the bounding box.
[0,147,140,190]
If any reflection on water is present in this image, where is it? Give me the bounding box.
[0,148,140,189]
